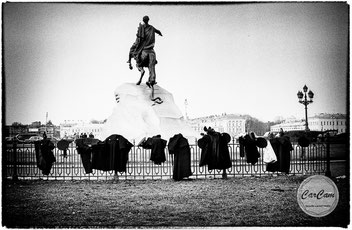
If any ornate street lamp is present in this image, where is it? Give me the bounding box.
[297,85,314,132]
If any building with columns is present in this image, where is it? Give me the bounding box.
[59,120,104,140]
[188,114,247,138]
[270,113,347,134]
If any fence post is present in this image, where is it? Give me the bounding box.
[325,133,331,177]
[12,140,18,181]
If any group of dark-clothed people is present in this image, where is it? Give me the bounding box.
[34,127,295,179]
[71,130,232,181]
[33,128,232,181]
[239,128,294,174]
[138,134,194,181]
[72,133,193,181]
[71,127,234,181]
[74,134,192,181]
[71,132,94,139]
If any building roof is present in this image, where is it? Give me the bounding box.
[312,113,346,119]
[271,121,305,128]
[189,113,246,121]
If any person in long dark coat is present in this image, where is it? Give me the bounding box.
[104,135,130,171]
[34,132,56,175]
[168,134,193,181]
[75,138,100,174]
[198,127,232,178]
[198,134,212,167]
[75,138,93,174]
[217,132,232,170]
[140,135,167,165]
[277,136,293,174]
[266,131,293,174]
[91,134,133,172]
[242,133,261,165]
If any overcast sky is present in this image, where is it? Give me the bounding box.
[3,2,349,125]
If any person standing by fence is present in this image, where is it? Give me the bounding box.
[198,127,232,179]
[168,134,193,181]
[266,129,294,174]
[34,132,56,175]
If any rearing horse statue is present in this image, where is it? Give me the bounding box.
[127,16,163,104]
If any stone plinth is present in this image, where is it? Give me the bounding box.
[101,83,198,143]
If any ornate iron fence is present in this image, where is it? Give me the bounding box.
[4,140,327,180]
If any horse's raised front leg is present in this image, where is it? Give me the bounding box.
[136,66,145,85]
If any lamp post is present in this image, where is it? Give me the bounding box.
[297,85,314,132]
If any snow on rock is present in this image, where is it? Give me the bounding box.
[101,83,199,143]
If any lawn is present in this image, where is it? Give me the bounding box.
[2,175,349,228]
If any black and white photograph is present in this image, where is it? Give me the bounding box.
[2,1,349,228]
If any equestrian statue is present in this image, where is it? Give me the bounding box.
[127,16,163,104]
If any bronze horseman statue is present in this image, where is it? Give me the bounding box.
[127,16,163,104]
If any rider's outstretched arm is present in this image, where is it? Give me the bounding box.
[155,29,163,36]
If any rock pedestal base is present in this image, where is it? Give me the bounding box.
[101,83,198,143]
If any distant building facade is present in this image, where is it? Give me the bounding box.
[5,121,60,138]
[270,113,347,133]
[188,114,246,138]
[5,125,28,137]
[59,120,104,140]
[270,121,305,132]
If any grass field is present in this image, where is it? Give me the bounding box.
[3,175,349,228]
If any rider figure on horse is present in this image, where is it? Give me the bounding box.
[127,16,163,87]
